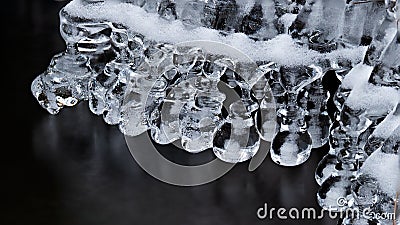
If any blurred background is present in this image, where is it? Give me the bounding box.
[7,1,335,224]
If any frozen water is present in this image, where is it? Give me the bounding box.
[158,0,178,21]
[317,175,353,211]
[379,125,400,156]
[350,130,400,224]
[32,9,94,114]
[89,27,144,125]
[315,153,338,186]
[64,0,365,66]
[235,0,255,15]
[150,80,196,144]
[363,104,400,155]
[32,0,399,171]
[321,123,399,222]
[368,27,400,87]
[360,0,387,46]
[119,60,164,136]
[345,75,400,114]
[249,65,277,140]
[340,63,373,90]
[239,3,263,35]
[289,0,346,53]
[180,1,206,29]
[339,1,369,47]
[274,0,304,34]
[351,173,380,207]
[180,78,226,153]
[261,64,324,166]
[332,63,372,112]
[304,78,331,148]
[242,1,278,40]
[271,103,312,167]
[142,0,159,13]
[339,0,396,49]
[213,100,260,163]
[363,15,398,67]
[203,0,239,32]
[251,74,277,141]
[316,26,399,211]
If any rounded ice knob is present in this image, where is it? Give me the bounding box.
[213,100,261,163]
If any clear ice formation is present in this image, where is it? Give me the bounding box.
[180,77,226,153]
[315,8,400,222]
[32,9,94,114]
[213,100,260,163]
[267,65,323,166]
[32,0,399,176]
[340,127,400,225]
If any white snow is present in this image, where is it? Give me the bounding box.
[371,105,400,139]
[346,83,400,112]
[235,0,255,15]
[341,63,373,89]
[343,63,400,114]
[279,13,297,33]
[361,150,400,197]
[64,0,365,65]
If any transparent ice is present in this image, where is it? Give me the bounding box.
[317,104,374,210]
[181,1,206,28]
[289,0,346,52]
[345,127,400,224]
[251,69,277,141]
[150,81,196,144]
[32,9,93,114]
[119,49,168,136]
[180,77,226,153]
[316,24,399,213]
[213,100,260,163]
[269,65,323,166]
[202,0,239,32]
[32,0,399,171]
[368,26,400,87]
[303,77,331,148]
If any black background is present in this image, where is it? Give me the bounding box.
[8,1,336,224]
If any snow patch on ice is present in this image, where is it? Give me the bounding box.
[236,0,255,15]
[342,63,400,114]
[341,63,372,89]
[347,83,400,112]
[361,150,400,197]
[371,105,400,139]
[279,13,297,33]
[65,0,365,66]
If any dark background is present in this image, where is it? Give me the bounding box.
[8,1,335,224]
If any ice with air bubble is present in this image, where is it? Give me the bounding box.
[150,80,196,144]
[342,127,400,225]
[32,0,400,173]
[89,28,140,125]
[267,64,325,166]
[180,77,226,153]
[31,9,94,114]
[251,70,277,142]
[315,13,400,214]
[213,100,260,163]
[120,44,171,136]
[303,77,331,148]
